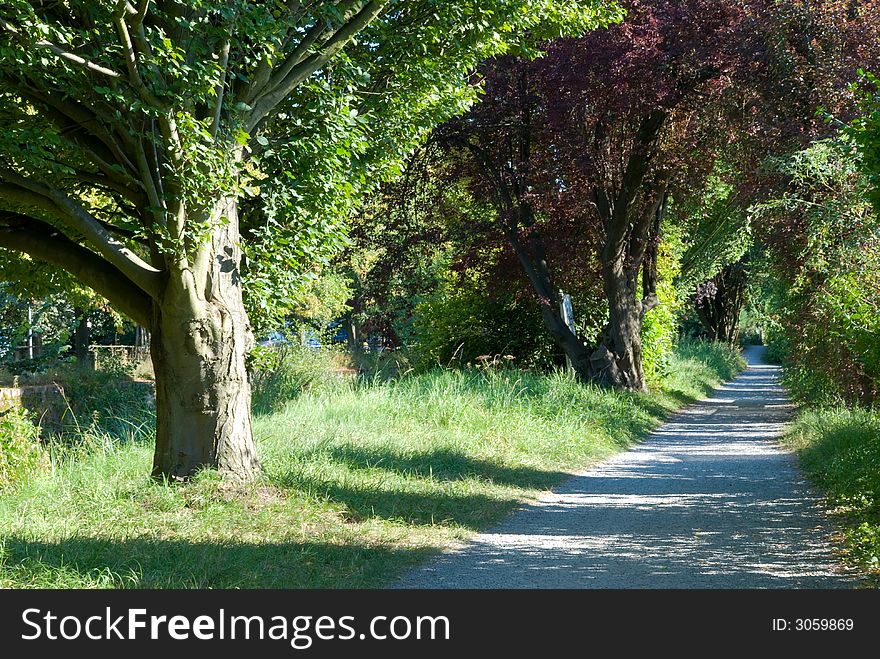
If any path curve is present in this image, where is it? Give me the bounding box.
[394,346,861,588]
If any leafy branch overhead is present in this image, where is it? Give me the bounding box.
[0,0,620,326]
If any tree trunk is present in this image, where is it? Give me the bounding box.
[538,302,593,380]
[590,190,666,392]
[592,257,647,391]
[72,307,90,366]
[134,324,149,348]
[504,220,593,382]
[150,197,261,481]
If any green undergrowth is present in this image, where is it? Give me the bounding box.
[0,340,744,589]
[782,407,880,581]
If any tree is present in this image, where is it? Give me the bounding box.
[422,0,879,390]
[0,1,618,480]
[692,259,748,345]
[751,140,880,405]
[672,170,752,344]
[427,1,770,388]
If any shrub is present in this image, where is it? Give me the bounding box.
[250,344,351,413]
[642,233,685,384]
[751,140,880,406]
[0,407,49,492]
[411,282,557,371]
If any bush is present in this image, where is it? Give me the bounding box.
[751,140,880,406]
[250,344,351,413]
[642,299,677,384]
[411,283,557,371]
[642,233,685,384]
[0,407,49,492]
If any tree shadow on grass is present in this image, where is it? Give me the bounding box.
[272,447,570,529]
[316,445,568,490]
[2,535,431,589]
[275,473,532,529]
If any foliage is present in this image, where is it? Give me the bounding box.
[0,407,49,493]
[640,234,683,383]
[783,407,880,577]
[273,267,355,340]
[673,173,752,295]
[751,139,880,405]
[411,273,557,370]
[0,284,77,362]
[0,340,741,588]
[250,344,352,414]
[847,70,880,216]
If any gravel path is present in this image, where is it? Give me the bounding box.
[394,346,861,588]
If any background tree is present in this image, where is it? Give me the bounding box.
[413,0,784,389]
[751,140,880,406]
[691,259,749,345]
[436,0,880,390]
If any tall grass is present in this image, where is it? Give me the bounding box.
[0,340,743,589]
[782,407,880,578]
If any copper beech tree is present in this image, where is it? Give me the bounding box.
[431,0,877,390]
[0,1,618,480]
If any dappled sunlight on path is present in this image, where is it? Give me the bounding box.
[394,346,862,588]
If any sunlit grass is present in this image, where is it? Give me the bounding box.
[782,406,880,580]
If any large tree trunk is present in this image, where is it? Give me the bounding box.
[587,112,668,392]
[590,189,666,392]
[150,197,261,481]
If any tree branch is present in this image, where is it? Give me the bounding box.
[69,167,148,208]
[113,3,165,108]
[0,212,152,326]
[0,17,124,81]
[0,169,163,299]
[602,110,667,263]
[250,16,333,101]
[16,86,142,188]
[246,1,388,132]
[128,0,151,29]
[243,1,346,104]
[210,38,231,137]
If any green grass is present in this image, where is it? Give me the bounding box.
[0,340,744,589]
[781,406,880,579]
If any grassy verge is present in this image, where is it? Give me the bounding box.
[781,407,880,579]
[0,341,744,588]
